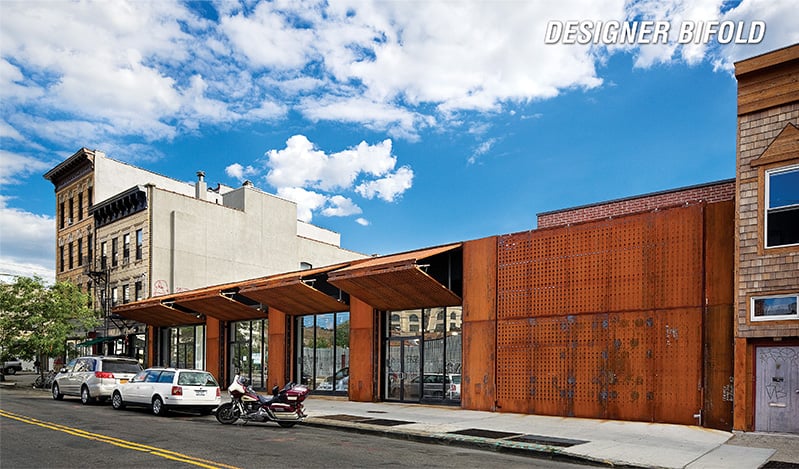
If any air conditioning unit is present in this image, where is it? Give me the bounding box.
[122,257,129,266]
[67,217,73,226]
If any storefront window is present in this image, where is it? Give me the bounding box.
[161,325,205,370]
[295,312,350,394]
[385,307,462,403]
[230,319,267,389]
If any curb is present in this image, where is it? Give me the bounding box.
[303,416,637,468]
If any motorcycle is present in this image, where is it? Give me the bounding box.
[215,375,309,427]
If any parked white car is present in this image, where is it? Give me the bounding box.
[111,367,221,416]
[52,355,143,404]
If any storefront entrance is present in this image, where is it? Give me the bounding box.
[383,307,462,404]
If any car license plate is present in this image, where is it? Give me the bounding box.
[119,379,128,384]
[195,389,206,396]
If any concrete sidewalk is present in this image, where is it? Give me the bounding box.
[303,397,786,469]
[3,373,796,468]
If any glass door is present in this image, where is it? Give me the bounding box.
[385,337,421,401]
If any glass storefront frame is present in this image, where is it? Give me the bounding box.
[229,319,268,390]
[294,312,350,395]
[158,325,206,370]
[384,306,462,404]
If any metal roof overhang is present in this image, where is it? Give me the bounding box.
[174,291,266,322]
[113,298,206,327]
[239,264,350,315]
[327,243,463,311]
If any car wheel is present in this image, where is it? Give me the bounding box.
[111,391,126,410]
[52,383,64,400]
[80,386,95,405]
[5,367,16,375]
[152,396,168,416]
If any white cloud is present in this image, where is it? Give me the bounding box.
[265,135,401,192]
[0,150,52,185]
[276,187,327,223]
[355,166,414,202]
[355,218,370,226]
[0,196,55,283]
[2,0,796,149]
[263,135,413,220]
[321,196,362,217]
[468,138,498,165]
[225,163,258,181]
[0,120,24,141]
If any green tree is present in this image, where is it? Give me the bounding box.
[335,320,350,348]
[0,275,99,380]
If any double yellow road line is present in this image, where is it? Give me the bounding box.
[0,408,240,469]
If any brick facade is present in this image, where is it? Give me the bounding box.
[537,180,735,229]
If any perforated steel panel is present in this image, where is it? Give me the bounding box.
[496,319,531,413]
[496,206,705,424]
[497,205,704,321]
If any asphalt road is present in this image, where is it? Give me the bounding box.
[0,386,588,469]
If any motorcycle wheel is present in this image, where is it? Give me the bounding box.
[277,421,297,428]
[215,403,240,425]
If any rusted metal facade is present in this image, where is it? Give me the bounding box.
[490,203,731,426]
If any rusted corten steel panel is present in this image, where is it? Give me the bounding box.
[348,296,376,402]
[267,308,287,389]
[462,320,496,411]
[703,201,735,431]
[495,205,706,424]
[498,205,703,320]
[461,237,498,411]
[175,294,266,322]
[113,299,205,327]
[497,309,703,423]
[328,264,461,311]
[496,318,532,413]
[239,280,347,315]
[463,237,497,322]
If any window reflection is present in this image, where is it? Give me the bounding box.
[296,312,350,394]
[384,307,462,402]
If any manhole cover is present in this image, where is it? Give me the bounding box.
[762,462,799,469]
[319,414,371,422]
[508,434,588,447]
[360,418,413,426]
[447,428,522,439]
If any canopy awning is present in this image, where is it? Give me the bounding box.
[239,264,350,315]
[174,291,266,322]
[113,297,206,327]
[327,243,462,310]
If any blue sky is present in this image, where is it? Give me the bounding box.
[1,0,796,283]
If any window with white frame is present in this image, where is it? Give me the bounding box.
[751,294,799,321]
[765,165,799,248]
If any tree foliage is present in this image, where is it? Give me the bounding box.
[0,275,99,363]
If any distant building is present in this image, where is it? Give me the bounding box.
[44,149,365,364]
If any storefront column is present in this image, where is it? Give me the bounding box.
[206,316,222,382]
[349,296,376,402]
[733,337,751,431]
[268,307,287,390]
[462,236,498,411]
